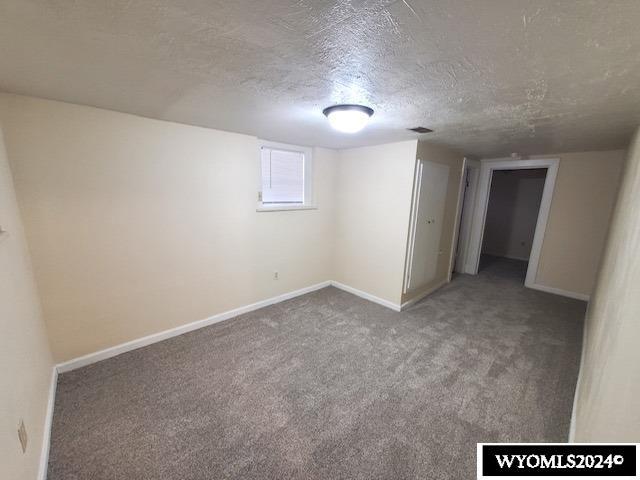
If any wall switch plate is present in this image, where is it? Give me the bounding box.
[18,420,27,453]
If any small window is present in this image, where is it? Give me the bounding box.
[258,141,314,211]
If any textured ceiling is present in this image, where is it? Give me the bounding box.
[1,0,640,156]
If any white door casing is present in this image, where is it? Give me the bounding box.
[465,157,559,288]
[455,159,481,274]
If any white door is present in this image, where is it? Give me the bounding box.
[455,160,480,273]
[405,159,450,292]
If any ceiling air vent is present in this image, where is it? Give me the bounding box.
[408,127,433,133]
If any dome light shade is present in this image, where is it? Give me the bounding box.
[323,104,374,133]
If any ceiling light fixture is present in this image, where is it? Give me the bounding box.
[323,104,374,133]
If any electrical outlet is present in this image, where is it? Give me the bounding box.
[273,271,279,280]
[18,420,27,453]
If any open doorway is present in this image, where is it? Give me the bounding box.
[478,169,547,282]
[458,157,559,291]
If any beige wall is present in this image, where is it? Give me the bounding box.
[5,92,615,369]
[401,142,464,304]
[482,169,546,261]
[333,141,418,306]
[574,128,640,441]
[535,150,625,297]
[1,93,465,367]
[0,121,54,479]
[0,94,337,362]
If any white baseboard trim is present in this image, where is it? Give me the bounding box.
[568,401,577,442]
[55,280,406,373]
[400,279,447,310]
[568,309,589,442]
[527,282,590,302]
[57,281,332,373]
[38,366,58,480]
[330,281,402,312]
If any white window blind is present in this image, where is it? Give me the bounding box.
[261,147,305,204]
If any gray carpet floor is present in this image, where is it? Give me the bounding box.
[48,257,586,479]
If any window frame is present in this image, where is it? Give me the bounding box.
[256,139,315,212]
